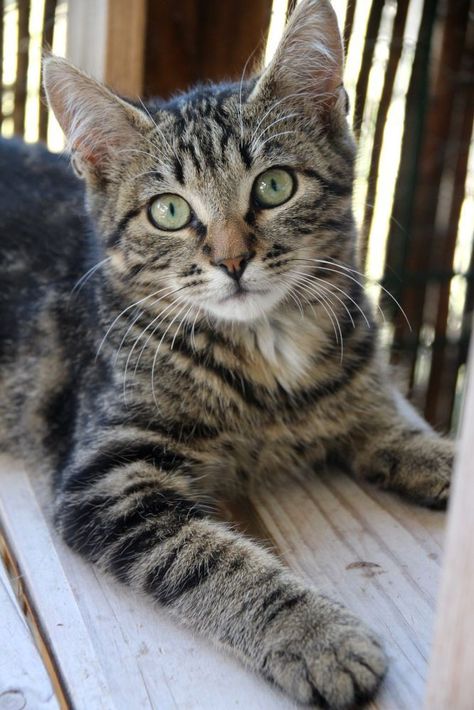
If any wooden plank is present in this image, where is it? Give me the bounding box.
[105,0,146,97]
[425,335,474,708]
[247,469,446,709]
[0,460,116,710]
[0,558,59,709]
[0,457,294,710]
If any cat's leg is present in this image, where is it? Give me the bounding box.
[350,387,454,509]
[56,435,386,707]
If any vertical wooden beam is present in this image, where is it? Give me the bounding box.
[13,0,30,136]
[343,0,356,53]
[424,332,474,708]
[384,0,438,364]
[105,0,146,96]
[352,0,385,137]
[425,89,474,428]
[424,12,474,429]
[386,0,470,422]
[39,0,58,142]
[361,0,410,263]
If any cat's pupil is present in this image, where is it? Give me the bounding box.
[271,178,278,192]
[169,202,175,217]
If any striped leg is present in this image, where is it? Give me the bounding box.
[351,395,454,508]
[55,440,386,707]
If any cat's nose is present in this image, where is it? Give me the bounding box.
[215,252,255,282]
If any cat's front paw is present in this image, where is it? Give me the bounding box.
[260,595,387,708]
[397,436,454,510]
[365,434,454,510]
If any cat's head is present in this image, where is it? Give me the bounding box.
[44,0,355,324]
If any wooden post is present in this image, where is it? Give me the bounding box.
[66,0,146,96]
[105,0,146,96]
[425,330,474,708]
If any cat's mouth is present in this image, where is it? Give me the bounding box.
[220,286,270,303]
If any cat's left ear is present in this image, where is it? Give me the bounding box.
[250,0,345,116]
[43,56,154,180]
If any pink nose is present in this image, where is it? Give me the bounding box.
[215,252,254,281]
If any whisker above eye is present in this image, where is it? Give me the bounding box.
[248,86,315,147]
[250,112,300,152]
[238,46,259,140]
[256,130,298,151]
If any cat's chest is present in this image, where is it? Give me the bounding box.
[243,315,327,392]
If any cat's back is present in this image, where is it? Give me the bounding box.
[0,139,101,456]
[0,138,95,349]
[0,137,87,279]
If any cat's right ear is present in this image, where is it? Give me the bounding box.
[43,56,154,179]
[250,0,345,117]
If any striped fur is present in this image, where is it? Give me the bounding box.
[0,1,453,706]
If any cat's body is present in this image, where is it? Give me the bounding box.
[0,2,453,707]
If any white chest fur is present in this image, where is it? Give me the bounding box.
[251,314,327,391]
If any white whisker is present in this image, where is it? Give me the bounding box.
[70,257,111,296]
[96,285,178,359]
[151,302,189,408]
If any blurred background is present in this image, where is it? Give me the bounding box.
[0,0,472,433]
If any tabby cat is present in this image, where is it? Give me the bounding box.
[0,0,454,706]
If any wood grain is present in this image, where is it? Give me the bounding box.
[0,558,59,709]
[425,336,474,708]
[105,0,146,97]
[248,469,445,709]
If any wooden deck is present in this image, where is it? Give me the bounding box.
[0,455,446,709]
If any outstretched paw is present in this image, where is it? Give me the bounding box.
[261,595,387,708]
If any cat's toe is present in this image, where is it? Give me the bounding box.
[305,630,387,708]
[425,479,450,510]
[261,601,387,707]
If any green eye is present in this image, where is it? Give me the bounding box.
[148,194,191,231]
[253,168,295,208]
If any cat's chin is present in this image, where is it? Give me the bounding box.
[203,289,284,323]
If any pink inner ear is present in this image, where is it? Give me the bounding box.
[73,140,99,166]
